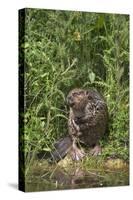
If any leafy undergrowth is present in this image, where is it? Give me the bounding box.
[19,9,129,174]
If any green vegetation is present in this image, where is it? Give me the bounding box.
[19,9,129,174]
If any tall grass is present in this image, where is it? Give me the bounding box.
[19,9,129,173]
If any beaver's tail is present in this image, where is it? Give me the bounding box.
[36,136,72,163]
[49,136,72,163]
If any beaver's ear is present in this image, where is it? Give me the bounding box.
[85,90,92,100]
[85,90,89,96]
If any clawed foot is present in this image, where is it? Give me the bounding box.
[90,145,102,156]
[69,144,85,161]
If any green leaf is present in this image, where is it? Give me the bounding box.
[89,72,95,83]
[21,42,29,49]
[43,147,51,152]
[51,114,68,121]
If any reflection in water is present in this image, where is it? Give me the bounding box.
[25,161,129,192]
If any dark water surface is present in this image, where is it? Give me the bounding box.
[25,160,129,192]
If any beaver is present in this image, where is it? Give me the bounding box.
[50,88,108,162]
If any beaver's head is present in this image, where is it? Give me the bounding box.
[67,88,88,110]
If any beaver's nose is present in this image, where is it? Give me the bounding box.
[67,96,72,101]
[74,117,80,124]
[67,96,74,106]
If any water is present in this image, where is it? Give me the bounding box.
[25,160,129,192]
